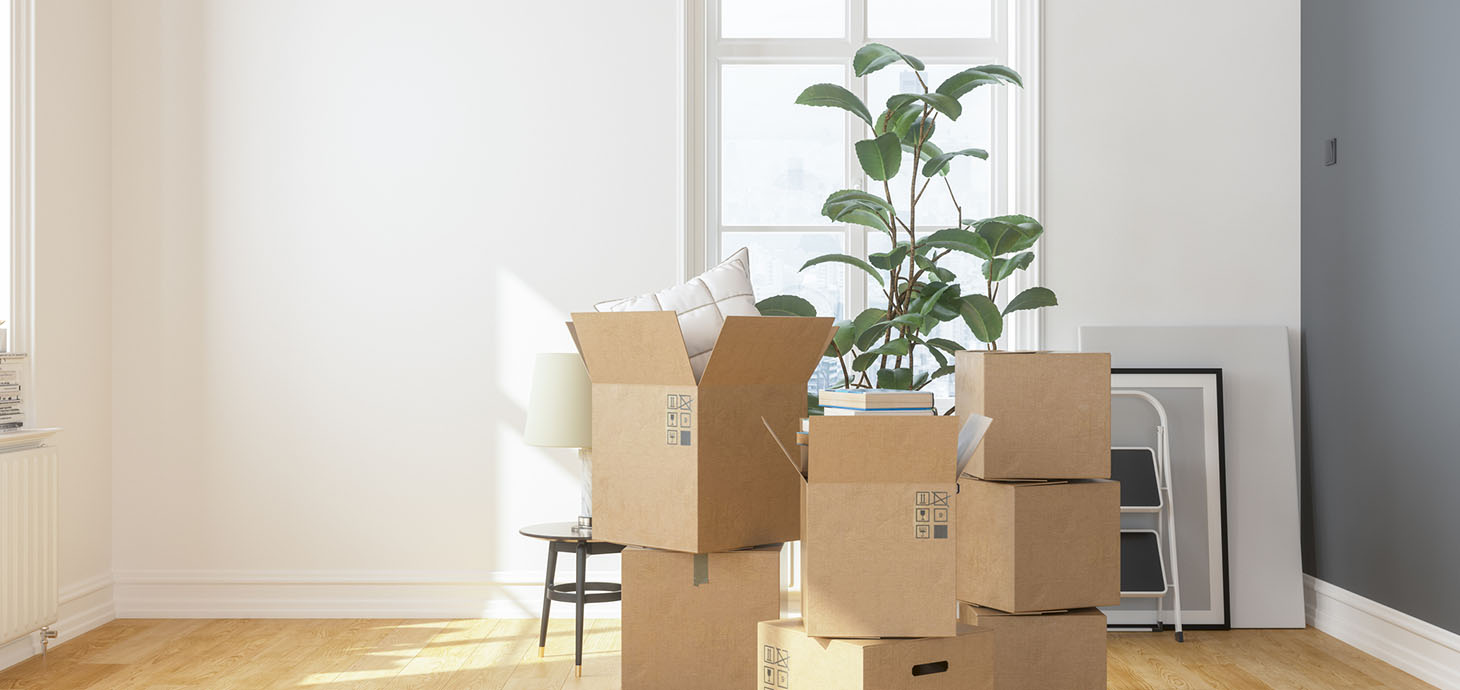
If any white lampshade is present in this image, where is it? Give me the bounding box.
[524,352,593,449]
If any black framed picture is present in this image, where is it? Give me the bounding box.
[1103,368,1231,630]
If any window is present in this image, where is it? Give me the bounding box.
[687,0,1041,399]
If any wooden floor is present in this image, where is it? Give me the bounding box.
[0,618,1434,689]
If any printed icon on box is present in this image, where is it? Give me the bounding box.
[933,507,948,522]
[666,412,677,426]
[671,394,693,411]
[679,411,691,426]
[777,669,788,687]
[931,491,949,506]
[666,430,679,445]
[763,667,774,684]
[933,524,948,539]
[680,430,692,446]
[916,524,931,539]
[916,491,932,506]
[915,507,931,523]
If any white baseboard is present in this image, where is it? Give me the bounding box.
[1306,574,1460,690]
[112,569,623,619]
[0,574,116,672]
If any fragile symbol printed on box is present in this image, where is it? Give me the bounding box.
[665,394,693,446]
[762,644,789,690]
[914,491,950,539]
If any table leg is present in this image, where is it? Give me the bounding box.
[538,542,558,657]
[575,541,587,678]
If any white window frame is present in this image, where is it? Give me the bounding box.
[9,0,31,412]
[682,0,1044,350]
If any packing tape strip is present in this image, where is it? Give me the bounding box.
[693,553,709,586]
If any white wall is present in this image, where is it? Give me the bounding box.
[109,0,681,615]
[34,0,115,641]
[1041,0,1301,351]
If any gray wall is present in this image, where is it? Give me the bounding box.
[1303,0,1460,634]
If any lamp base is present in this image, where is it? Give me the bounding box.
[578,448,593,534]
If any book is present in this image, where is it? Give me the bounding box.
[818,388,935,410]
[823,406,935,416]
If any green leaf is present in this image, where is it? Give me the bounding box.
[755,294,817,317]
[901,115,936,146]
[901,140,950,176]
[921,148,989,177]
[875,367,915,390]
[825,319,856,357]
[868,337,911,357]
[853,43,925,76]
[928,346,948,368]
[926,337,966,354]
[849,308,887,341]
[822,189,894,217]
[877,101,925,138]
[807,391,824,416]
[852,351,879,372]
[886,92,962,121]
[976,64,1024,87]
[855,132,903,181]
[922,228,993,259]
[915,255,957,283]
[982,251,1035,281]
[959,294,1004,344]
[796,83,874,126]
[927,364,956,382]
[935,65,1022,100]
[1003,286,1058,315]
[856,320,896,351]
[912,371,931,390]
[802,253,886,287]
[888,313,926,332]
[917,283,954,315]
[970,215,1044,256]
[833,209,892,235]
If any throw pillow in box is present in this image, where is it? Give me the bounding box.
[594,247,758,380]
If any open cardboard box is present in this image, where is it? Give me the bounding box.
[622,545,781,690]
[956,477,1120,613]
[767,415,962,638]
[758,619,992,690]
[570,312,835,553]
[958,603,1107,690]
[955,351,1111,480]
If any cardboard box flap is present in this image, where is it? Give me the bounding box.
[569,311,696,385]
[807,416,959,483]
[698,316,836,386]
[762,417,809,480]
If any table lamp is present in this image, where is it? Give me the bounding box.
[524,352,594,530]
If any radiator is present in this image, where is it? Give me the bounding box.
[0,444,59,646]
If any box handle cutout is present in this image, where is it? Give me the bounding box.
[910,661,949,676]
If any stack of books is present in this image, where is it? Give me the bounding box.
[818,388,935,415]
[0,354,27,430]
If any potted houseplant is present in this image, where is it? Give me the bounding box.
[757,43,1110,479]
[756,43,1055,396]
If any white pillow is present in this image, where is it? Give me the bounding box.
[595,247,758,380]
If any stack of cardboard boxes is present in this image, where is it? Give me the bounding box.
[759,415,996,689]
[570,312,837,689]
[953,351,1119,690]
[572,310,1117,689]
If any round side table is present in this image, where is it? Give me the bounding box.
[519,522,624,677]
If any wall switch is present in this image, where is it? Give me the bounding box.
[1324,138,1338,166]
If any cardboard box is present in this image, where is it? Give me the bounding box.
[954,351,1111,479]
[769,415,961,638]
[622,545,781,690]
[958,603,1107,690]
[956,478,1120,612]
[758,618,992,690]
[570,312,835,553]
